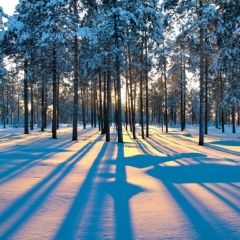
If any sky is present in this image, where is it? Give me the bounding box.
[0,0,19,15]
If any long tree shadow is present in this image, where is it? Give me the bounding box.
[209,140,240,146]
[54,139,108,240]
[104,143,145,240]
[0,134,104,239]
[200,183,240,214]
[145,158,240,240]
[0,139,75,184]
[79,144,116,240]
[124,152,206,169]
[148,135,179,154]
[205,141,240,157]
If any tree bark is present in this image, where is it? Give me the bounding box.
[232,103,236,133]
[164,52,168,133]
[127,43,136,139]
[220,70,225,133]
[114,4,123,143]
[198,0,204,146]
[106,53,111,142]
[140,37,145,139]
[72,0,79,141]
[98,67,104,133]
[145,33,149,138]
[57,74,60,129]
[24,60,29,134]
[52,44,57,139]
[30,83,34,130]
[204,57,208,134]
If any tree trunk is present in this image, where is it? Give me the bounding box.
[140,37,145,139]
[164,53,168,133]
[238,106,240,126]
[215,98,219,129]
[17,89,20,127]
[57,74,60,129]
[127,43,136,139]
[220,70,225,133]
[198,0,204,146]
[145,34,149,138]
[52,44,57,139]
[82,85,86,129]
[41,78,45,132]
[204,57,208,134]
[98,67,104,133]
[232,103,236,133]
[72,0,79,141]
[3,85,6,129]
[24,60,29,134]
[103,70,107,134]
[180,56,184,131]
[106,54,111,142]
[183,62,186,130]
[114,6,123,143]
[125,73,128,131]
[30,84,34,130]
[94,87,97,128]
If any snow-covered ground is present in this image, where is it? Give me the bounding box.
[0,125,239,240]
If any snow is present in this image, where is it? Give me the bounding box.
[0,125,239,240]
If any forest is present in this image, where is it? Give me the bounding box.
[0,0,240,145]
[0,1,240,239]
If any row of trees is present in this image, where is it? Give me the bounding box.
[0,0,240,145]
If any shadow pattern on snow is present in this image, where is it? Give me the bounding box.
[147,163,240,184]
[104,143,144,240]
[0,133,104,240]
[0,138,74,185]
[209,140,240,146]
[123,153,206,169]
[79,141,145,240]
[143,154,240,240]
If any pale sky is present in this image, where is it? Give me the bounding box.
[0,0,19,15]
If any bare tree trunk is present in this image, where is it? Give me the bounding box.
[1,79,6,129]
[164,52,168,133]
[215,98,219,129]
[180,56,184,131]
[6,85,9,125]
[30,83,34,130]
[94,87,97,128]
[72,0,79,141]
[232,103,236,133]
[125,73,128,131]
[140,37,144,139]
[114,3,123,143]
[198,0,204,146]
[204,57,208,134]
[57,74,60,129]
[98,67,104,133]
[103,69,107,134]
[82,85,86,129]
[183,61,186,130]
[52,44,57,139]
[17,89,20,127]
[24,60,29,134]
[41,78,46,132]
[127,43,136,139]
[238,106,240,126]
[220,70,225,133]
[106,53,111,142]
[145,33,149,138]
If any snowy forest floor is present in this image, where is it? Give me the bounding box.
[0,124,239,240]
